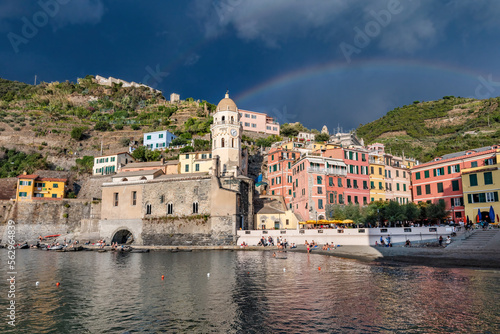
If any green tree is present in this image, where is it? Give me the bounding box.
[74,156,94,174]
[70,126,87,140]
[94,121,112,132]
[315,133,330,142]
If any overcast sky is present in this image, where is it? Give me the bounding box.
[2,0,500,131]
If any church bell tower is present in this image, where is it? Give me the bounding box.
[211,91,242,176]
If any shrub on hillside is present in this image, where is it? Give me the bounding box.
[94,121,112,132]
[71,126,88,140]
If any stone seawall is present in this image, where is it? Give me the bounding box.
[0,200,91,243]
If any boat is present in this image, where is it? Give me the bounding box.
[47,245,64,251]
[43,234,61,239]
[18,244,29,249]
[130,249,150,253]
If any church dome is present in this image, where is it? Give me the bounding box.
[217,92,237,112]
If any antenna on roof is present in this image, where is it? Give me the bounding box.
[34,75,37,86]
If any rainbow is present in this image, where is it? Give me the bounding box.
[234,59,487,105]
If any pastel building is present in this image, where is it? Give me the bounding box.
[94,152,135,176]
[143,130,177,150]
[267,147,299,207]
[322,147,370,205]
[411,145,500,221]
[16,174,67,201]
[461,162,500,224]
[121,160,179,175]
[368,143,413,204]
[239,109,280,135]
[179,151,213,174]
[291,155,347,221]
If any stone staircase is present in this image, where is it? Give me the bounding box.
[448,229,500,251]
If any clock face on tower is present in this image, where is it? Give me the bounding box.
[230,129,237,137]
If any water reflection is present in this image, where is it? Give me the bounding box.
[1,250,499,333]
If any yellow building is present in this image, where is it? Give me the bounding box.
[369,156,386,202]
[179,151,212,174]
[16,174,67,201]
[255,206,299,230]
[461,163,500,224]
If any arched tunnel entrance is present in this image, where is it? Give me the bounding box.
[112,229,134,245]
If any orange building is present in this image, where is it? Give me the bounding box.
[411,145,500,221]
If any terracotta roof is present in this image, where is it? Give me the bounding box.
[17,174,38,179]
[39,178,67,182]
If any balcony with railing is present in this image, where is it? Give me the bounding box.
[211,120,240,127]
[307,167,347,176]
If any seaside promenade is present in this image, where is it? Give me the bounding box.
[290,228,500,269]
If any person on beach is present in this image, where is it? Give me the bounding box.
[439,235,443,247]
[307,243,310,253]
[446,236,451,245]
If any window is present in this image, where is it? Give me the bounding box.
[469,174,478,187]
[317,187,322,194]
[159,134,164,138]
[347,195,352,203]
[244,122,250,127]
[437,182,444,193]
[329,177,333,186]
[378,182,383,190]
[34,193,44,198]
[251,123,257,128]
[19,180,31,186]
[363,197,367,204]
[425,184,431,194]
[452,180,460,191]
[338,178,342,187]
[484,172,493,185]
[403,171,406,178]
[146,135,151,140]
[167,203,173,214]
[52,194,57,198]
[363,181,368,189]
[251,114,257,119]
[353,180,358,188]
[318,199,323,209]
[485,158,496,165]
[416,186,422,196]
[434,167,445,176]
[111,157,115,162]
[146,204,152,215]
[449,164,460,173]
[160,194,164,204]
[362,154,366,161]
[195,164,200,172]
[379,168,382,175]
[424,170,429,178]
[132,191,137,206]
[468,192,499,203]
[451,197,463,207]
[330,193,334,204]
[396,170,399,177]
[185,165,189,172]
[338,194,343,204]
[370,166,374,174]
[113,193,119,206]
[245,113,250,118]
[370,181,374,189]
[415,172,421,180]
[193,202,199,214]
[471,161,478,168]
[396,183,400,191]
[354,196,358,204]
[403,184,406,191]
[347,179,351,188]
[221,138,225,147]
[317,176,322,184]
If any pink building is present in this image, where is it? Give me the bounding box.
[291,155,347,221]
[322,147,370,205]
[267,147,298,208]
[239,109,280,135]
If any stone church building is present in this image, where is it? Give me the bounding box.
[96,92,253,245]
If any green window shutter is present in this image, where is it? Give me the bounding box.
[495,192,499,202]
[448,166,451,174]
[484,172,493,185]
[403,184,406,191]
[396,183,400,191]
[433,169,436,177]
[469,174,478,186]
[416,186,421,196]
[424,170,429,178]
[456,164,460,172]
[415,172,420,180]
[452,180,459,191]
